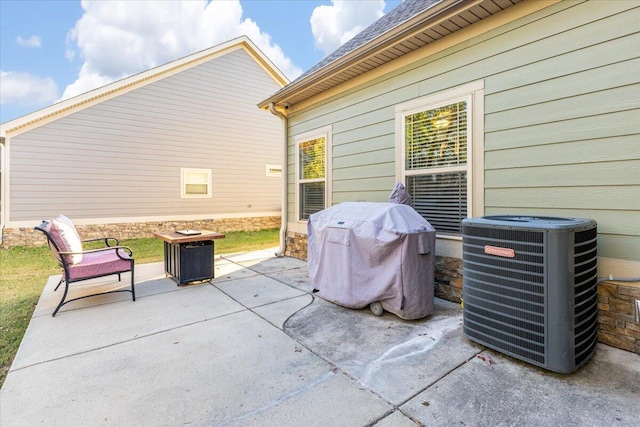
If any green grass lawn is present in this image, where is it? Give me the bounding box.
[0,228,279,388]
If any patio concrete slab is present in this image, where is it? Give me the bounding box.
[373,410,421,427]
[215,274,307,309]
[33,273,135,316]
[13,282,245,370]
[224,250,308,274]
[2,250,639,427]
[220,248,280,264]
[401,344,640,426]
[2,310,391,427]
[32,262,170,316]
[285,296,480,406]
[253,294,313,329]
[213,258,260,283]
[264,266,312,292]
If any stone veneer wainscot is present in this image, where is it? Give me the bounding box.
[2,216,280,249]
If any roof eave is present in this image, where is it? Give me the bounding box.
[258,0,475,110]
[2,36,288,137]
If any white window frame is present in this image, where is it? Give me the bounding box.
[395,81,484,238]
[294,126,332,222]
[181,167,212,198]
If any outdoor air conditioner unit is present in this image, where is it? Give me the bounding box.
[462,215,598,373]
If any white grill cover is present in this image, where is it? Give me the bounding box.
[308,202,436,320]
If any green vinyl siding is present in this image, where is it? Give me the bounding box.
[486,160,640,188]
[485,137,637,168]
[486,58,640,113]
[486,110,640,151]
[332,134,392,158]
[286,0,639,261]
[485,84,640,133]
[332,148,395,170]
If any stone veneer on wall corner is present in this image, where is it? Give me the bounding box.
[284,231,308,260]
[597,281,640,355]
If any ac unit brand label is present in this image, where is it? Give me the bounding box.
[484,245,515,258]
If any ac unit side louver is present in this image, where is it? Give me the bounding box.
[462,215,598,373]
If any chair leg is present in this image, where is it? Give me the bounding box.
[52,281,70,317]
[54,277,64,291]
[131,263,136,301]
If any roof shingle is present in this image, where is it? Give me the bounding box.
[293,0,442,84]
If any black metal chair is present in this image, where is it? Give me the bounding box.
[34,219,135,316]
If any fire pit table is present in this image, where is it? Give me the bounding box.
[153,230,225,285]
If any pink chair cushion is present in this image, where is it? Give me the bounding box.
[42,222,63,264]
[65,249,132,281]
[50,215,83,264]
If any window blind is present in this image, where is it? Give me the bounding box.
[405,101,467,170]
[300,182,325,220]
[407,172,467,234]
[403,99,469,234]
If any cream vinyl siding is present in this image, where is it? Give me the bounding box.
[8,48,282,221]
[286,0,639,261]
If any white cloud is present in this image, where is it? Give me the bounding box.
[16,35,42,48]
[57,63,116,103]
[0,70,58,106]
[61,0,302,101]
[310,0,386,56]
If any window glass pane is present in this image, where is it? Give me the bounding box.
[405,101,467,170]
[300,182,325,220]
[185,184,208,195]
[299,137,325,180]
[185,171,208,185]
[407,172,467,234]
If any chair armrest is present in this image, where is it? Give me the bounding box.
[59,246,134,259]
[82,237,120,247]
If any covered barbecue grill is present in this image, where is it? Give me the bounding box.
[307,202,436,320]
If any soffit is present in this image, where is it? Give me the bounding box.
[262,0,523,109]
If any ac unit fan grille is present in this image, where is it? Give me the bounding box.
[462,226,546,365]
[573,227,598,367]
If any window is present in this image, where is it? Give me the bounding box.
[295,127,331,221]
[396,82,483,236]
[181,168,212,198]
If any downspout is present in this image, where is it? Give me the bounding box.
[268,102,288,256]
[0,137,5,246]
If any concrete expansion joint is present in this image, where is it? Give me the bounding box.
[216,369,337,426]
[215,257,403,410]
[367,408,425,427]
[385,345,488,416]
[16,299,275,375]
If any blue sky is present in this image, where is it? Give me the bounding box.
[0,0,401,124]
